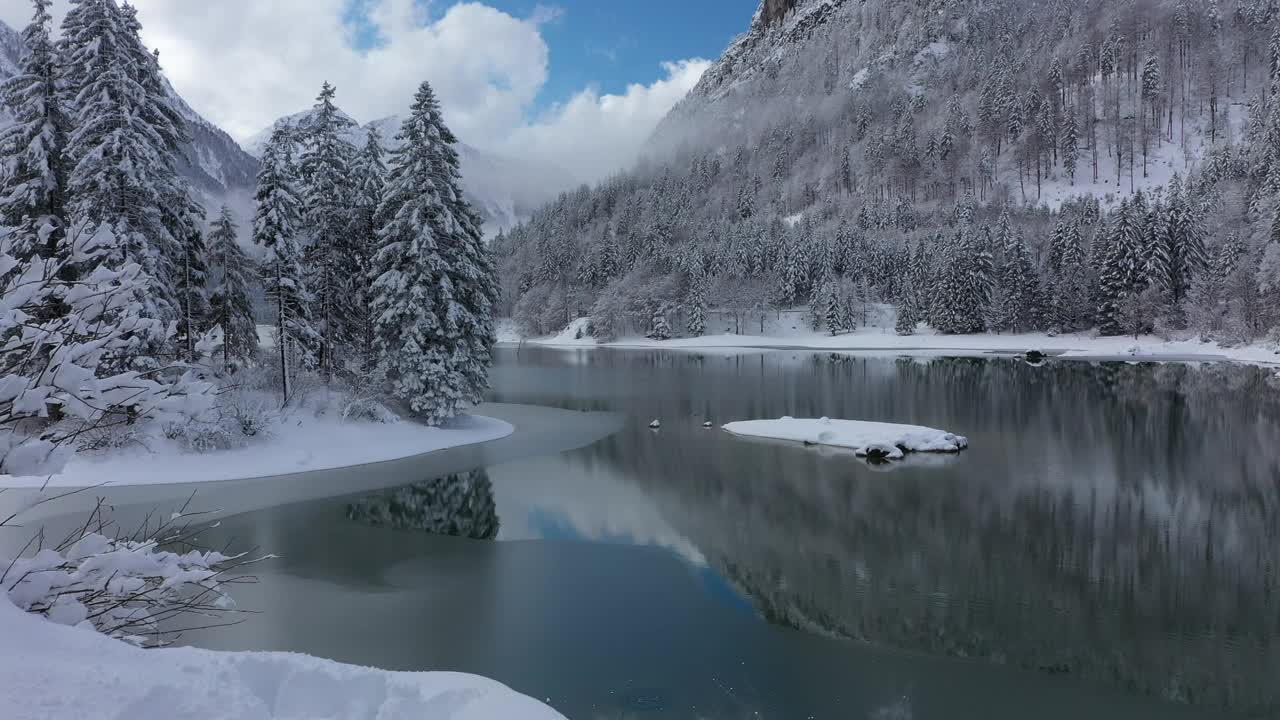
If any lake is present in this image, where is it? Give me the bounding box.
[187,347,1280,719]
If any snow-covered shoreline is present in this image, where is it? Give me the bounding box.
[0,594,565,720]
[723,417,969,460]
[499,322,1280,366]
[0,413,513,490]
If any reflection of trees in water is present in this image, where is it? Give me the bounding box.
[589,358,1280,716]
[346,470,499,540]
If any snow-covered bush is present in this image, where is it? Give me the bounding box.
[163,420,237,454]
[0,222,217,476]
[341,397,401,425]
[0,503,259,647]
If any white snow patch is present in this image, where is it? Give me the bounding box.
[849,68,870,90]
[723,418,968,460]
[783,212,805,228]
[499,305,1280,367]
[255,324,276,350]
[0,413,513,489]
[0,594,565,720]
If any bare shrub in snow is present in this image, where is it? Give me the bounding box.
[76,423,146,453]
[1,498,265,647]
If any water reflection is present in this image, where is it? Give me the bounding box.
[488,348,1280,717]
[347,469,500,540]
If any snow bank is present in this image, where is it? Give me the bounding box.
[723,417,968,460]
[0,413,513,489]
[0,595,564,720]
[501,314,1280,367]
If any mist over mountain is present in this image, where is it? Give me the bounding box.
[497,0,1280,345]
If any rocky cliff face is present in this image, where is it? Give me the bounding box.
[760,0,802,26]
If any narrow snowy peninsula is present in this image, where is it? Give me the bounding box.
[723,418,969,460]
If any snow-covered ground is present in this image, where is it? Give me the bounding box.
[723,417,968,460]
[0,411,512,489]
[499,312,1280,366]
[0,593,564,720]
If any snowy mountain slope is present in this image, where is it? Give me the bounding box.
[163,80,260,198]
[497,0,1280,343]
[0,20,259,204]
[246,109,575,234]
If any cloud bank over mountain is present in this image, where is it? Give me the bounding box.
[0,0,709,185]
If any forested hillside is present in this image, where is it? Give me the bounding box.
[496,0,1280,345]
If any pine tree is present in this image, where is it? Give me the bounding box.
[1061,105,1079,184]
[253,126,315,401]
[686,267,709,337]
[208,206,258,368]
[370,81,498,425]
[932,225,990,334]
[174,201,210,361]
[1001,229,1042,332]
[1098,199,1146,335]
[61,0,193,331]
[0,0,68,275]
[348,126,388,368]
[839,146,853,194]
[299,82,358,380]
[649,304,673,340]
[823,279,844,336]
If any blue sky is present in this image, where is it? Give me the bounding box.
[351,0,759,113]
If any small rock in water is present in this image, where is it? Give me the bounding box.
[649,419,661,429]
[702,421,714,428]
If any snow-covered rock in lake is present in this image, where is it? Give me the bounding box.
[0,594,565,720]
[723,418,968,460]
[649,419,662,429]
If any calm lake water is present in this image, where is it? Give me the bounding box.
[190,347,1280,719]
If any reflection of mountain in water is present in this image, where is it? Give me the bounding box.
[347,470,499,540]
[582,357,1280,717]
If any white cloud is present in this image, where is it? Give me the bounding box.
[0,0,710,186]
[501,59,711,183]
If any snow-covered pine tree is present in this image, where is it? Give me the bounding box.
[1001,229,1042,332]
[348,126,388,368]
[253,126,315,401]
[207,206,258,368]
[932,223,989,335]
[649,304,673,340]
[823,279,845,336]
[685,266,709,337]
[1061,105,1079,185]
[1046,214,1093,331]
[298,82,358,381]
[0,0,67,277]
[369,81,498,425]
[172,197,210,361]
[895,277,917,334]
[61,0,193,334]
[1098,198,1147,335]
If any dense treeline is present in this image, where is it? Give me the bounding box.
[496,0,1280,344]
[0,0,497,473]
